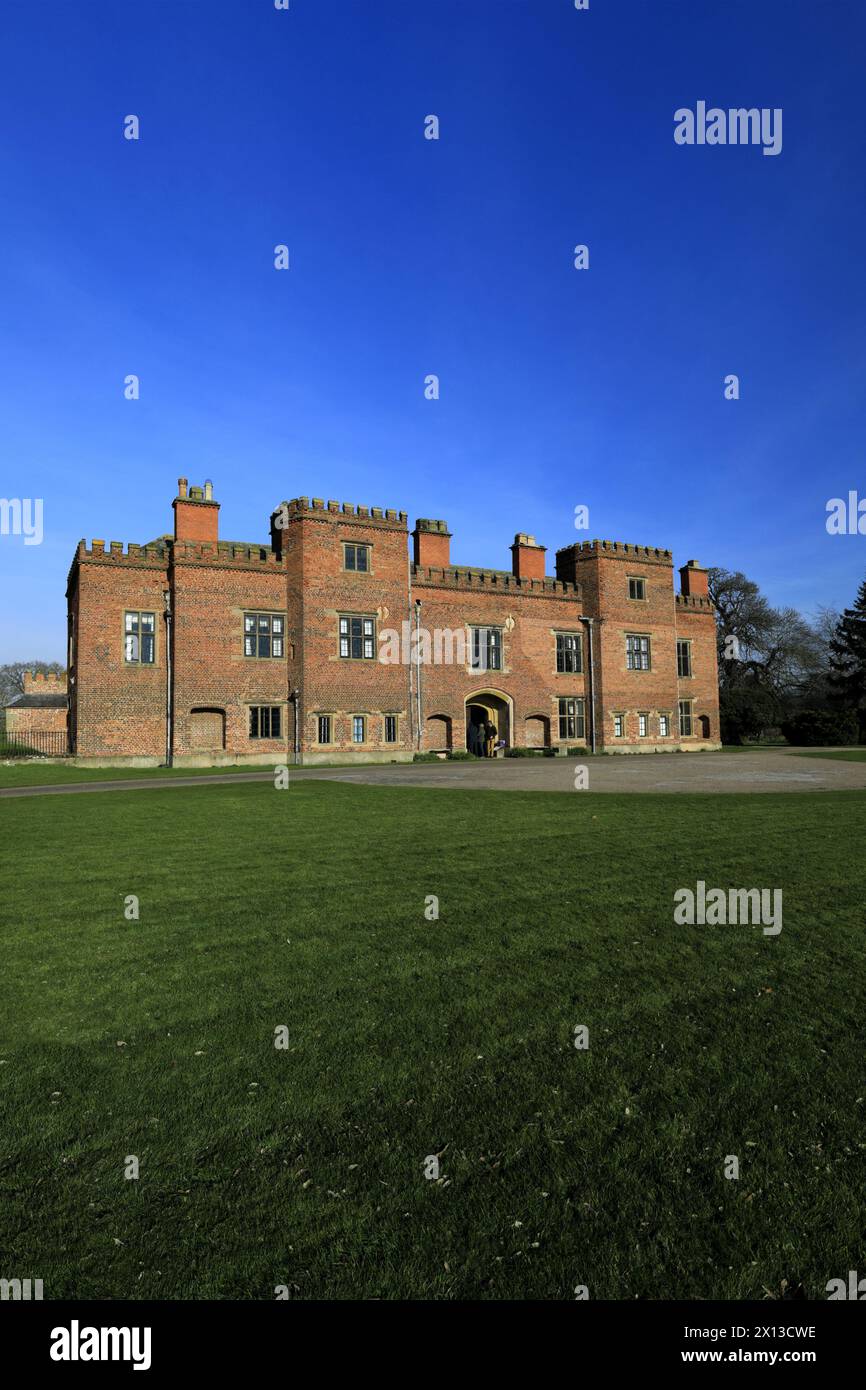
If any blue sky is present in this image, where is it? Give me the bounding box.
[1,0,865,662]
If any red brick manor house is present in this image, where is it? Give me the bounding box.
[64,479,721,765]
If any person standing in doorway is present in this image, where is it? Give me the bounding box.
[468,720,481,756]
[485,719,497,757]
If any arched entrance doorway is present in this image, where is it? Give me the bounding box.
[465,690,512,755]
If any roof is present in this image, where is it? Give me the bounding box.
[4,693,67,711]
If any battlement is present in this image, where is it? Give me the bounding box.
[275,497,409,527]
[676,592,715,612]
[555,538,673,562]
[77,539,169,564]
[75,538,283,569]
[174,540,283,568]
[23,669,67,693]
[412,564,580,598]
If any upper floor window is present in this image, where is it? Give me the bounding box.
[677,640,692,677]
[250,705,282,739]
[343,543,370,573]
[628,577,646,601]
[124,611,155,664]
[470,627,502,672]
[244,613,284,659]
[555,632,582,673]
[558,697,585,741]
[339,614,375,659]
[626,634,651,670]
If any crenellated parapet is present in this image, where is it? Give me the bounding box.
[70,537,287,582]
[675,592,716,612]
[412,564,580,598]
[273,497,409,527]
[76,538,169,565]
[556,538,673,562]
[173,540,284,569]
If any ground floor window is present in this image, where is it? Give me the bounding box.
[352,715,366,744]
[317,714,332,744]
[659,713,670,737]
[250,706,282,739]
[384,715,397,743]
[558,697,585,741]
[638,712,648,737]
[678,700,693,737]
[613,713,624,738]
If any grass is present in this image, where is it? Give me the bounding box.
[792,748,866,763]
[0,760,384,789]
[2,779,864,1300]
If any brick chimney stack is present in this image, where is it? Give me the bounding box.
[679,559,709,598]
[173,478,219,543]
[413,518,451,568]
[511,533,546,581]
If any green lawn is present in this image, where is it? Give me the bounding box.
[1,780,863,1300]
[0,760,369,789]
[792,748,866,763]
[0,762,261,787]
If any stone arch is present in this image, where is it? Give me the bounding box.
[465,689,513,753]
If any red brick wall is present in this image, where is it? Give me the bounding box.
[70,546,168,757]
[558,541,721,750]
[171,544,289,761]
[278,500,413,758]
[5,705,67,736]
[675,597,721,744]
[411,572,587,752]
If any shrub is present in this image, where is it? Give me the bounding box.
[779,709,859,747]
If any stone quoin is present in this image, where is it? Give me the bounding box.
[64,479,722,765]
